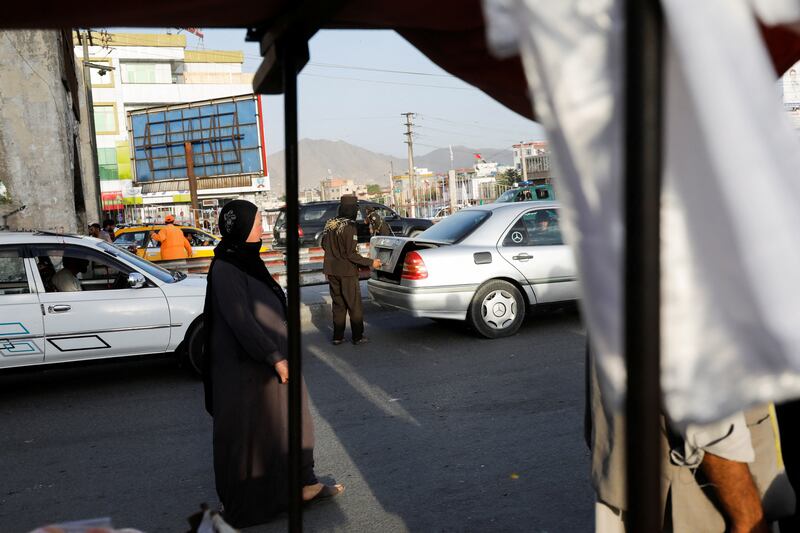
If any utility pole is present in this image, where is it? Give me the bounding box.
[389,160,395,209]
[80,30,104,221]
[185,141,199,223]
[402,112,416,217]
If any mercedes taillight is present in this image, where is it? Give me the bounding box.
[401,251,428,280]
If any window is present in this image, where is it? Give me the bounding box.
[375,207,397,219]
[98,148,119,180]
[0,248,30,295]
[93,104,117,134]
[183,229,218,247]
[121,63,172,84]
[301,206,334,222]
[95,242,175,284]
[32,245,133,293]
[503,209,563,247]
[114,231,147,248]
[416,210,491,244]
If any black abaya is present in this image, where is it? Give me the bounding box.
[206,260,317,528]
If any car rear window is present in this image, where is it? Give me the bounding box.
[301,205,337,222]
[416,210,491,244]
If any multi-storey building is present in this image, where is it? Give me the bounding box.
[74,32,260,224]
[512,140,551,184]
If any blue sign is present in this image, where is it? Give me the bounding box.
[130,95,264,182]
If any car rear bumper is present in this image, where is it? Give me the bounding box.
[367,279,477,320]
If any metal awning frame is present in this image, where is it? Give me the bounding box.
[250,1,665,530]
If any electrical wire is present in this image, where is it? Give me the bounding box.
[299,73,474,91]
[420,114,537,139]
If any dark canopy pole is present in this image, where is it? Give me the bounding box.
[624,0,664,531]
[283,39,303,533]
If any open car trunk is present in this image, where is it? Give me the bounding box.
[368,236,441,284]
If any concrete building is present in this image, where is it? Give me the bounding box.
[0,30,99,232]
[320,177,357,200]
[73,32,256,224]
[512,140,552,184]
[301,188,322,203]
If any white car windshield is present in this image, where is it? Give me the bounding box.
[95,241,178,283]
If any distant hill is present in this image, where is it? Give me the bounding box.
[266,139,513,194]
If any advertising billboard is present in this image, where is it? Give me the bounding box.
[129,94,267,183]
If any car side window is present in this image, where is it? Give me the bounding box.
[325,205,340,220]
[182,229,217,247]
[376,207,396,219]
[301,206,332,222]
[503,209,563,247]
[146,230,161,248]
[523,209,563,246]
[115,231,147,248]
[0,247,31,295]
[502,219,530,247]
[32,245,134,292]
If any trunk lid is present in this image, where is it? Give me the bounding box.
[369,235,441,284]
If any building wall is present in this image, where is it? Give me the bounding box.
[0,30,96,232]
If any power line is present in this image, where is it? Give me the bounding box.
[305,62,455,78]
[420,114,537,139]
[299,73,474,91]
[416,124,522,142]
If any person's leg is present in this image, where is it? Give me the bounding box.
[341,276,364,342]
[328,276,347,342]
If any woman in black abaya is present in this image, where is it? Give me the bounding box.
[202,200,343,528]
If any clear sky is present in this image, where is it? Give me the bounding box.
[114,28,545,157]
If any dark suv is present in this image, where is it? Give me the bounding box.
[272,200,433,248]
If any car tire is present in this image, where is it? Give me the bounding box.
[183,319,205,377]
[468,280,525,339]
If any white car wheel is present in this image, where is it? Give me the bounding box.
[469,280,525,338]
[481,290,517,330]
[183,319,204,377]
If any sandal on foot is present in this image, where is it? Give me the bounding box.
[304,484,344,506]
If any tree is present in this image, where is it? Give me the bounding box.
[497,168,521,188]
[366,184,382,196]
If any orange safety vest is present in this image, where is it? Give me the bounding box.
[152,224,193,260]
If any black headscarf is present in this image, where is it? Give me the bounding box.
[337,194,358,221]
[202,200,285,415]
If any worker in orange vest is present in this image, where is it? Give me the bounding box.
[151,214,193,260]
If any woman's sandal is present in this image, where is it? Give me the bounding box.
[304,484,344,506]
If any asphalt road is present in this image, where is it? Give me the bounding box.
[0,285,592,532]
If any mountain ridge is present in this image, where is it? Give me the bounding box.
[265,139,513,194]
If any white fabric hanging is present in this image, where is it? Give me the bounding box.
[482,0,800,426]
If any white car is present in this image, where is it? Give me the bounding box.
[0,232,206,373]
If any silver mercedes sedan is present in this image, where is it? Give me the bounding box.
[367,201,578,338]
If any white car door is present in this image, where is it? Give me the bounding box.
[496,208,578,303]
[32,243,171,363]
[0,246,45,369]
